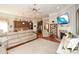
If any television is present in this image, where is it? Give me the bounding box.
[57,14,69,24]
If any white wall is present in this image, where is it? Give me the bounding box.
[75,5,79,34]
[32,19,37,32]
[49,5,77,34]
[42,17,49,37]
[8,19,15,32]
[0,12,19,32]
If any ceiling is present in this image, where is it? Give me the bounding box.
[0,4,73,19]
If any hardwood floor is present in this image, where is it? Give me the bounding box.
[37,32,60,43]
[43,35,60,43]
[37,32,43,38]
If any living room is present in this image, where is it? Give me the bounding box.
[0,4,79,54]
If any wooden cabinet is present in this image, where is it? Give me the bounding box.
[14,21,29,31]
[14,21,21,28]
[50,24,58,37]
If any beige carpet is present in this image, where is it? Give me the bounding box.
[8,38,59,54]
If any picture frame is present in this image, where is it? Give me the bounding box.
[44,23,49,32]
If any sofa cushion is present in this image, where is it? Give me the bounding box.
[7,32,17,35]
[7,34,18,40]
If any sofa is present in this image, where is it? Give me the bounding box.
[0,30,37,50]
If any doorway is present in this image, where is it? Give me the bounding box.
[37,21,43,38]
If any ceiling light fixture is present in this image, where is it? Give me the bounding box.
[32,4,40,13]
[31,4,42,19]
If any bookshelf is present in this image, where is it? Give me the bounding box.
[50,24,58,37]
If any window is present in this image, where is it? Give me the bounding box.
[0,21,8,33]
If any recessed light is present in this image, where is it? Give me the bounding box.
[56,6,60,9]
[22,22,25,24]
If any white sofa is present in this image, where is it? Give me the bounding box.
[0,30,37,49]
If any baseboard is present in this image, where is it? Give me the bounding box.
[7,38,37,50]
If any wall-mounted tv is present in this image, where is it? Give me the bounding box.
[57,14,69,24]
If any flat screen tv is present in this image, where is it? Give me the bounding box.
[57,14,69,24]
